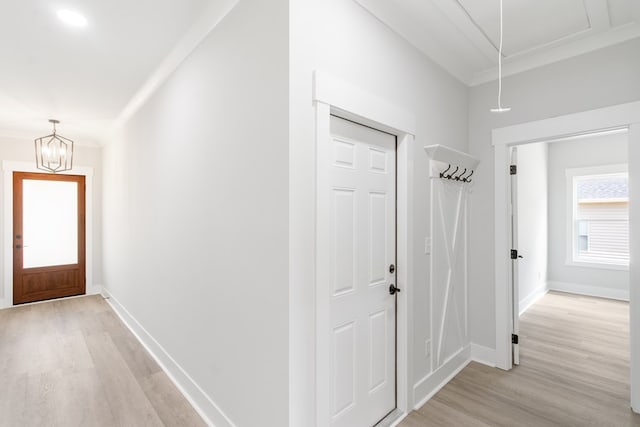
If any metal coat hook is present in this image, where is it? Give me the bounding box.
[455,168,466,181]
[437,164,475,184]
[440,164,451,178]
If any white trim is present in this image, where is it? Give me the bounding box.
[629,123,640,412]
[412,345,471,409]
[470,343,497,367]
[397,132,414,418]
[102,289,235,427]
[313,70,416,136]
[565,259,629,271]
[492,101,640,411]
[2,161,94,309]
[519,284,548,316]
[423,144,479,170]
[492,102,640,146]
[312,70,415,426]
[548,281,629,301]
[108,0,240,140]
[388,412,409,427]
[376,409,407,427]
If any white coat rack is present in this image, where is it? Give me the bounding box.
[424,145,480,183]
[424,144,479,369]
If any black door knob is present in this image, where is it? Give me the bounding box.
[389,284,401,295]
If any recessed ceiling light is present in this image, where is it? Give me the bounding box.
[57,9,88,27]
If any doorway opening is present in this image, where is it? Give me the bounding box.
[492,101,640,409]
[12,172,86,304]
[1,161,95,309]
[510,130,629,368]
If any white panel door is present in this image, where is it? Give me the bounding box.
[327,116,396,427]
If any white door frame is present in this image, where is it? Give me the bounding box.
[492,101,640,410]
[313,70,415,425]
[1,161,95,308]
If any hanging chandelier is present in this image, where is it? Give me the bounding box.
[34,119,74,173]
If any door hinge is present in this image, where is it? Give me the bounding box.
[510,165,517,175]
[510,249,518,260]
[512,334,519,344]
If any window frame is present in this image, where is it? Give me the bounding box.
[565,163,629,271]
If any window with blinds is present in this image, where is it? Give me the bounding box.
[573,172,629,266]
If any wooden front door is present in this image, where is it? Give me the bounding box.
[13,172,86,304]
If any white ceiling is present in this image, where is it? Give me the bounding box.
[355,0,640,86]
[1,1,639,145]
[0,0,218,145]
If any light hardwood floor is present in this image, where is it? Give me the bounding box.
[401,291,640,427]
[0,295,206,427]
[3,292,637,427]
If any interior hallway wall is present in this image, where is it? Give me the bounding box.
[289,0,468,423]
[0,137,102,304]
[547,132,629,299]
[101,1,289,425]
[467,38,640,351]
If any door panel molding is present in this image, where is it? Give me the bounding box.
[324,115,396,427]
[1,161,94,308]
[312,71,416,427]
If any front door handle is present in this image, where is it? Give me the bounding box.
[389,284,401,295]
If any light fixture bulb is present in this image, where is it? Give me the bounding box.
[57,9,88,27]
[490,107,511,113]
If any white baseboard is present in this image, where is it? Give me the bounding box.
[412,345,471,410]
[548,280,629,301]
[389,411,409,427]
[519,283,548,316]
[102,288,236,427]
[0,298,8,309]
[470,343,496,367]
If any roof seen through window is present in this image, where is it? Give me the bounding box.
[577,174,628,201]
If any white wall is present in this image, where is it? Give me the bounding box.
[547,132,629,299]
[516,143,548,313]
[468,38,640,350]
[289,0,468,424]
[0,137,102,304]
[101,1,289,426]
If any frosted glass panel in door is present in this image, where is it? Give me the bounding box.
[23,180,78,268]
